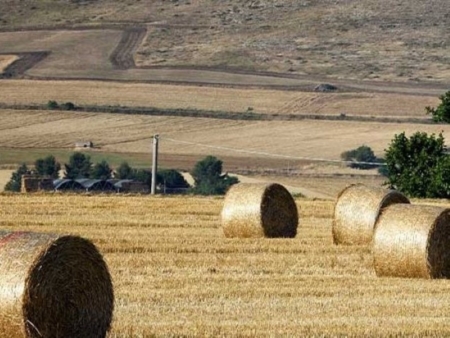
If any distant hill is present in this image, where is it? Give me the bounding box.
[0,0,449,83]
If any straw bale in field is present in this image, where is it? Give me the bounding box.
[221,183,298,238]
[0,231,114,338]
[373,204,450,279]
[332,184,409,245]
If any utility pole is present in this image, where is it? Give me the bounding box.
[151,134,159,195]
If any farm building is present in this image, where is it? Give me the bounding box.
[21,176,149,193]
[75,179,116,192]
[75,141,93,149]
[107,179,149,193]
[53,179,85,191]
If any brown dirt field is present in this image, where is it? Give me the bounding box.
[0,30,122,78]
[0,79,440,118]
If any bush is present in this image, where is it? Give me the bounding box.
[61,102,76,111]
[426,91,450,123]
[341,145,380,169]
[47,100,59,110]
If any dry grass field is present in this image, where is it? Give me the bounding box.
[0,55,17,72]
[1,193,450,337]
[0,0,449,84]
[0,109,449,161]
[0,1,449,336]
[0,79,442,117]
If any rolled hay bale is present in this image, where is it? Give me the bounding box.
[0,231,114,338]
[332,184,410,245]
[221,183,298,238]
[374,204,450,279]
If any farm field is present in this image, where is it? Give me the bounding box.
[0,109,449,161]
[0,0,449,336]
[1,193,450,337]
[0,79,441,118]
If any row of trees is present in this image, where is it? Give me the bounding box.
[5,153,238,195]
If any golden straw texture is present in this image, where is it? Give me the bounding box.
[373,204,450,279]
[332,184,410,245]
[221,183,298,238]
[0,231,114,338]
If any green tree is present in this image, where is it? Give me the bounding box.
[4,163,28,192]
[341,145,379,169]
[64,152,92,179]
[47,100,59,110]
[426,91,450,123]
[191,155,239,195]
[34,155,61,178]
[384,131,450,198]
[61,102,76,111]
[159,169,190,193]
[90,160,113,180]
[133,169,162,188]
[115,162,135,179]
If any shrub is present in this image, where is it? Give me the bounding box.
[4,163,29,192]
[426,91,450,123]
[47,100,59,110]
[340,145,380,169]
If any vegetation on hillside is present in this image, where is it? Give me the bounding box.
[0,0,448,82]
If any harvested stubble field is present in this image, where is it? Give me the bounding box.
[1,193,450,337]
[0,55,17,72]
[0,109,449,161]
[0,79,440,118]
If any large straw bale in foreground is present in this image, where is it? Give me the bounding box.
[221,183,298,238]
[374,204,450,279]
[0,231,114,338]
[332,184,409,245]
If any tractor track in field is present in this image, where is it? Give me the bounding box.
[109,27,147,69]
[0,25,448,97]
[0,51,50,79]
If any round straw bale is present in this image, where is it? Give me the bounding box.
[373,204,450,279]
[332,184,410,245]
[221,183,298,238]
[0,231,114,338]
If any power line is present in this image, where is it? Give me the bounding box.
[162,136,386,166]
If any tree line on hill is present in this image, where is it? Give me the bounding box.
[4,153,238,195]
